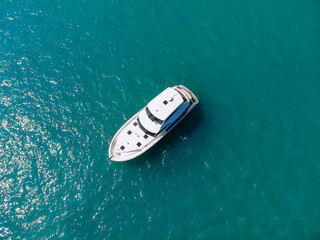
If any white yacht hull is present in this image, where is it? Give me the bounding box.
[108,85,199,162]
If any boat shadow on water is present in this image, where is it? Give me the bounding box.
[124,104,205,167]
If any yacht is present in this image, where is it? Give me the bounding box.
[108,85,199,161]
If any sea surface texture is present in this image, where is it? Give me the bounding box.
[1,0,320,239]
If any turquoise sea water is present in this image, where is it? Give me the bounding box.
[1,0,320,239]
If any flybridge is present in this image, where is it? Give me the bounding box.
[108,85,199,162]
[147,87,184,121]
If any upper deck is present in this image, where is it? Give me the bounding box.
[147,87,184,121]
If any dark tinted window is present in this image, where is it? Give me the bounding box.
[145,107,163,124]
